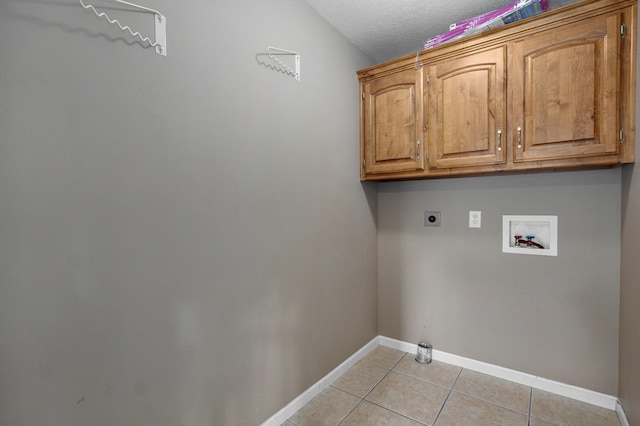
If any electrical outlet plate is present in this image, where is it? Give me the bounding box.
[469,211,481,228]
[424,211,441,227]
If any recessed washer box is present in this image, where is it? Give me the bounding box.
[502,215,558,256]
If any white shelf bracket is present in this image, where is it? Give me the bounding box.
[267,46,300,81]
[78,0,167,56]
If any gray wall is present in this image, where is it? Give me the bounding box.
[0,1,377,425]
[621,159,640,425]
[618,4,640,422]
[378,169,621,395]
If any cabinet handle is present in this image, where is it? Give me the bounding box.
[497,129,502,151]
[416,140,420,159]
[517,126,522,149]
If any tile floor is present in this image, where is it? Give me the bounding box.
[283,346,621,426]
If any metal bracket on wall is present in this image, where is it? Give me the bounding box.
[267,46,300,81]
[78,0,167,56]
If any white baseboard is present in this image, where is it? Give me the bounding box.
[262,335,627,425]
[260,336,380,426]
[616,400,631,426]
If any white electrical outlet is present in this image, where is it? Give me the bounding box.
[469,211,481,228]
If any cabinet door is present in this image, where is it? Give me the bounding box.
[427,47,506,169]
[512,12,621,163]
[362,68,424,177]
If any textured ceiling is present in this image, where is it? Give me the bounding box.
[302,0,573,63]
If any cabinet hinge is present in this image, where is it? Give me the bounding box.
[425,152,429,161]
[621,23,626,38]
[425,74,430,85]
[620,128,625,144]
[363,158,366,167]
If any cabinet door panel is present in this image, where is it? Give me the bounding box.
[428,47,506,169]
[362,68,424,176]
[374,89,413,160]
[513,13,620,162]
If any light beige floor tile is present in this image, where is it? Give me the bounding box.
[394,354,461,389]
[453,369,530,414]
[341,401,426,426]
[435,391,528,426]
[529,417,559,426]
[289,386,360,426]
[366,371,449,425]
[332,361,389,397]
[361,346,406,370]
[531,389,621,426]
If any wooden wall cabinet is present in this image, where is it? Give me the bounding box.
[358,0,636,181]
[512,12,622,163]
[361,68,425,175]
[427,46,507,170]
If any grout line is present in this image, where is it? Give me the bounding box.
[334,352,427,426]
[328,384,363,400]
[391,368,457,393]
[452,366,464,387]
[363,399,430,425]
[359,347,406,400]
[336,398,363,426]
[391,353,461,391]
[528,387,533,426]
[452,389,532,418]
[338,347,407,425]
[432,366,464,425]
[448,375,532,416]
[359,351,431,425]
